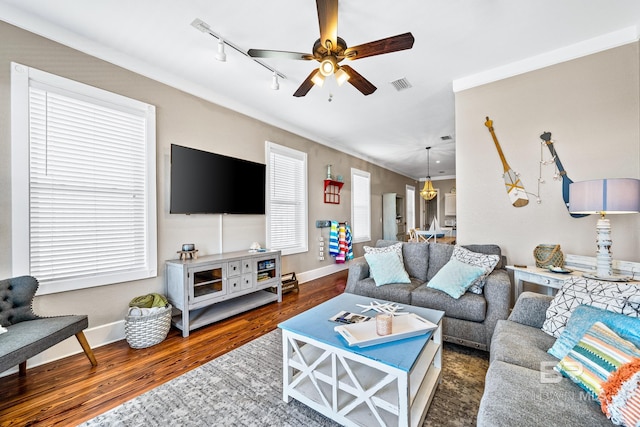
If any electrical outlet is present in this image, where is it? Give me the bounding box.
[315,220,331,228]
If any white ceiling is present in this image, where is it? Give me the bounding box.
[2,0,640,180]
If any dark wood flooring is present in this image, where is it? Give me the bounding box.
[0,271,347,427]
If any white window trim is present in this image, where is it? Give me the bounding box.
[265,141,308,256]
[406,184,416,233]
[350,168,371,243]
[11,62,157,295]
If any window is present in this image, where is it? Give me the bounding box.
[351,168,371,243]
[406,185,415,232]
[266,142,308,255]
[11,63,157,295]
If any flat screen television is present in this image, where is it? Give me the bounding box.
[170,144,266,214]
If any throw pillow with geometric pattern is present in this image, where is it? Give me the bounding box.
[451,245,500,295]
[542,276,640,338]
[364,242,404,262]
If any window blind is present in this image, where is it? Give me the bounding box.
[11,63,157,294]
[266,142,308,255]
[28,87,148,282]
[351,169,371,243]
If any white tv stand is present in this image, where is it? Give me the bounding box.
[166,249,282,337]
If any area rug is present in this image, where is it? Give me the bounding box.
[81,330,488,427]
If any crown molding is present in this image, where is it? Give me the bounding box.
[453,26,639,93]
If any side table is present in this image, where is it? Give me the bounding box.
[506,265,577,298]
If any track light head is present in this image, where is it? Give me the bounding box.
[216,39,227,62]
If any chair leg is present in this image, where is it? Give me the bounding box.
[75,331,98,367]
[19,361,27,376]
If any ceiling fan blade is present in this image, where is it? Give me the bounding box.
[316,0,338,51]
[343,32,415,60]
[340,65,377,95]
[247,49,314,60]
[293,69,320,97]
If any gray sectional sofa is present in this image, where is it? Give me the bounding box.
[477,291,611,426]
[345,240,511,351]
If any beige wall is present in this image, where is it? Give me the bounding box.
[456,42,640,266]
[0,21,415,328]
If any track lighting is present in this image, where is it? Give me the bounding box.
[192,19,287,92]
[216,39,226,62]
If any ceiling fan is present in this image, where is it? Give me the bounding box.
[247,0,415,97]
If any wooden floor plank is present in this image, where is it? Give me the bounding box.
[0,271,347,426]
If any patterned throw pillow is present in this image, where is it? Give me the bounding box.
[364,251,411,286]
[364,242,403,263]
[450,245,500,294]
[542,277,640,338]
[427,257,486,299]
[600,358,640,427]
[548,305,640,360]
[555,321,640,401]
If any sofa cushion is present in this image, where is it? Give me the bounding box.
[345,277,422,305]
[542,276,640,338]
[400,242,429,282]
[490,319,558,371]
[427,257,486,299]
[411,284,486,322]
[478,360,611,427]
[364,251,411,286]
[548,304,640,360]
[426,243,455,281]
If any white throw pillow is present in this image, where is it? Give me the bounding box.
[542,276,640,338]
[363,242,403,262]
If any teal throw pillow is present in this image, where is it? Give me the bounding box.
[427,257,485,299]
[364,251,411,286]
[548,304,640,360]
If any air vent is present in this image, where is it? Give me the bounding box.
[390,77,412,91]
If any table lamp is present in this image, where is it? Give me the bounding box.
[569,178,640,281]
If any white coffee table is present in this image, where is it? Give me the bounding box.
[278,293,444,427]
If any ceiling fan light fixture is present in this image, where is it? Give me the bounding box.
[319,56,337,77]
[334,67,350,86]
[216,39,227,62]
[311,71,325,87]
[271,72,279,90]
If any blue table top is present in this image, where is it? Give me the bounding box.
[278,293,444,372]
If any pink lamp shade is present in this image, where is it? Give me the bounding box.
[569,178,640,215]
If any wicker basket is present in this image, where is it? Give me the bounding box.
[533,244,564,268]
[125,305,172,349]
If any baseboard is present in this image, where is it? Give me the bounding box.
[1,261,358,377]
[0,320,125,378]
[296,258,356,284]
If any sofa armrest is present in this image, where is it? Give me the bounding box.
[345,258,370,293]
[482,269,512,349]
[507,292,553,328]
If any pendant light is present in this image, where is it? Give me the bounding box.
[420,147,438,201]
